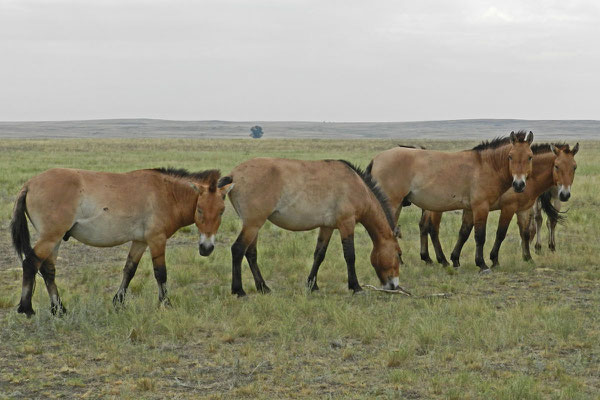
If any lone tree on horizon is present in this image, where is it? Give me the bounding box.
[250,125,263,139]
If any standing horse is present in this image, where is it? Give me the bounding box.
[419,143,578,267]
[10,167,233,316]
[220,158,402,297]
[530,145,578,253]
[367,131,534,272]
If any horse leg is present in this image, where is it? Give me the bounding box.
[428,211,449,266]
[18,237,59,317]
[534,202,543,253]
[113,241,147,307]
[231,226,261,297]
[472,206,490,272]
[339,221,361,293]
[489,207,515,268]
[39,242,66,315]
[450,210,474,268]
[245,235,270,294]
[516,210,533,262]
[547,197,560,251]
[393,205,403,238]
[148,235,170,306]
[419,210,433,264]
[307,227,334,291]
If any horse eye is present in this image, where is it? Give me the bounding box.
[197,208,203,215]
[220,210,225,216]
[554,165,559,170]
[508,155,513,160]
[574,166,577,170]
[528,156,532,161]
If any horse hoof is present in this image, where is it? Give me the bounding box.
[159,298,172,308]
[351,285,363,294]
[50,303,67,316]
[420,254,434,264]
[549,245,556,252]
[491,259,499,268]
[17,303,35,317]
[439,259,449,267]
[233,289,247,298]
[479,268,492,275]
[307,281,319,292]
[258,284,271,294]
[451,259,460,268]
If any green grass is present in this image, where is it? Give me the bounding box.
[0,139,599,399]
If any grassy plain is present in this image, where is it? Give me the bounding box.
[0,138,599,399]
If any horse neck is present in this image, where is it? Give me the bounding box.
[168,179,199,228]
[359,199,395,246]
[482,145,513,187]
[528,152,556,195]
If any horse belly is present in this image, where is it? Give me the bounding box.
[70,214,146,247]
[268,208,336,231]
[409,189,468,212]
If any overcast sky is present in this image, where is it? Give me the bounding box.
[1,0,599,121]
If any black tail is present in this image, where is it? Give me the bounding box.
[10,188,33,261]
[539,190,566,225]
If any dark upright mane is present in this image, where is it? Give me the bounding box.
[530,142,569,154]
[152,167,221,192]
[472,130,529,152]
[338,160,396,231]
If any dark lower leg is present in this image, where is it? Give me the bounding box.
[430,230,449,266]
[113,255,140,305]
[451,221,473,268]
[342,235,361,292]
[39,261,66,315]
[245,240,270,294]
[419,212,433,264]
[548,220,557,251]
[474,223,489,271]
[153,264,169,305]
[231,235,248,297]
[489,224,509,267]
[18,253,41,316]
[307,229,332,291]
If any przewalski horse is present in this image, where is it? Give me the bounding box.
[367,131,534,272]
[220,158,402,297]
[419,143,579,267]
[10,167,233,316]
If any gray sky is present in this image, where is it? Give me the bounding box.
[1,0,599,121]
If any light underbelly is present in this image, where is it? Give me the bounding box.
[409,190,470,212]
[70,215,146,247]
[268,209,336,232]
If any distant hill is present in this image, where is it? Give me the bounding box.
[0,119,598,140]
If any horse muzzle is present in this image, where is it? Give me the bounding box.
[382,276,400,290]
[199,243,214,256]
[512,179,526,193]
[559,190,571,202]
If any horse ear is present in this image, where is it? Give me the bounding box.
[526,131,534,144]
[572,142,579,155]
[550,144,559,155]
[510,131,516,144]
[219,183,235,199]
[188,182,205,194]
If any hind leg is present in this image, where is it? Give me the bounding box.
[428,212,449,266]
[307,227,334,291]
[245,236,270,294]
[534,202,543,253]
[39,242,66,315]
[419,211,433,264]
[516,210,533,262]
[18,238,60,317]
[393,205,403,238]
[450,210,474,268]
[231,225,262,297]
[547,198,560,251]
[113,241,147,306]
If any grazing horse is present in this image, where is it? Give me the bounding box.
[419,143,579,267]
[220,158,402,297]
[367,131,534,272]
[10,167,233,316]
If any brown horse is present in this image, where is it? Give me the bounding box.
[367,131,534,272]
[419,143,579,267]
[530,149,578,253]
[220,158,402,297]
[10,167,233,316]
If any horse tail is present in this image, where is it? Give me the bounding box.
[539,190,566,225]
[11,187,33,261]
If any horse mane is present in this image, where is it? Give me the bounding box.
[152,167,221,192]
[338,160,396,231]
[471,130,528,152]
[530,142,569,154]
[397,144,426,149]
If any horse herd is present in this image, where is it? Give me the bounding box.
[10,130,579,316]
